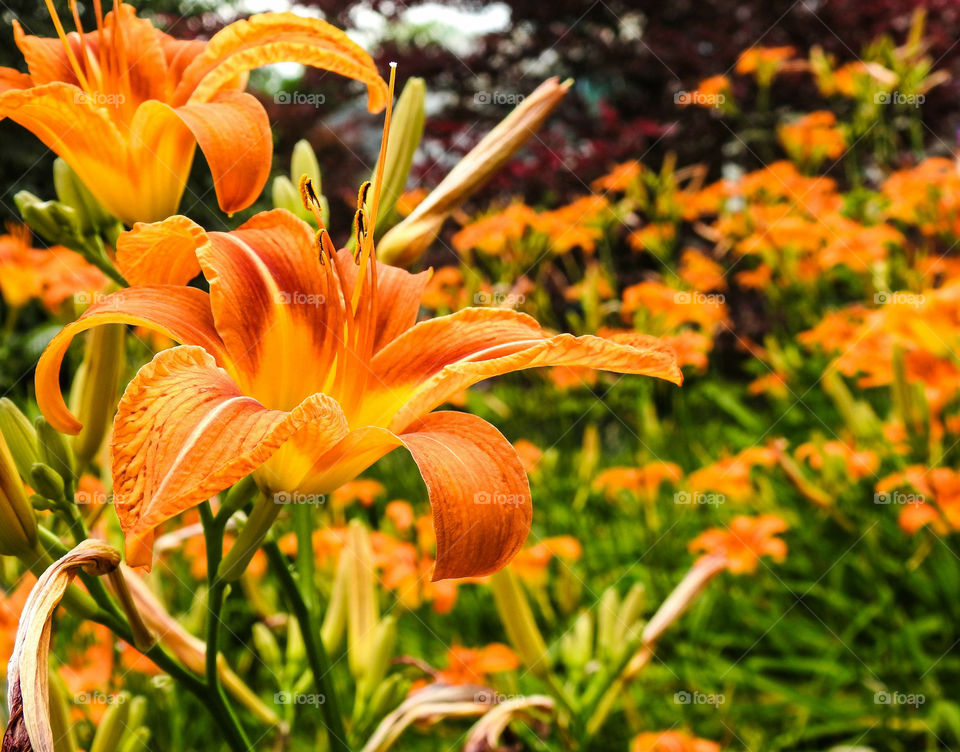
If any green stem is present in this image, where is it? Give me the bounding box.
[201,502,255,752]
[293,503,317,617]
[264,541,350,752]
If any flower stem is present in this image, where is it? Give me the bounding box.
[264,540,351,752]
[201,502,255,752]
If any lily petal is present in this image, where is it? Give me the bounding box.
[199,210,330,408]
[401,411,531,580]
[113,346,348,568]
[116,215,206,285]
[36,286,228,434]
[171,90,272,216]
[173,11,388,111]
[12,21,77,86]
[0,67,32,94]
[302,412,531,580]
[368,308,683,432]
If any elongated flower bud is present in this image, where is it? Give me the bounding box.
[34,418,74,487]
[372,77,426,235]
[47,670,77,752]
[378,77,570,266]
[89,692,130,752]
[320,543,350,652]
[29,463,65,503]
[13,191,84,249]
[0,430,38,556]
[0,398,39,482]
[490,568,550,677]
[357,615,397,702]
[346,520,379,679]
[53,158,116,235]
[291,139,322,195]
[217,492,282,582]
[71,324,125,467]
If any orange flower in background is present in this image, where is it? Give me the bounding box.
[0,576,34,676]
[735,263,772,290]
[395,188,428,218]
[686,447,777,502]
[512,439,543,473]
[591,160,643,193]
[510,536,582,585]
[818,222,902,272]
[621,280,729,333]
[593,462,682,502]
[747,371,789,399]
[385,500,415,532]
[0,224,105,311]
[0,3,388,225]
[778,111,847,165]
[678,248,727,292]
[632,730,721,752]
[794,440,878,481]
[688,514,789,574]
[628,222,676,255]
[876,466,960,535]
[435,643,519,686]
[36,207,682,577]
[736,46,798,81]
[452,203,536,256]
[546,365,598,389]
[532,196,610,255]
[331,478,385,508]
[420,266,470,313]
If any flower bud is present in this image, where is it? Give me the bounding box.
[53,158,117,235]
[0,429,38,556]
[252,623,282,671]
[291,139,322,195]
[372,77,426,235]
[71,323,125,467]
[13,191,85,249]
[346,520,378,679]
[320,543,350,652]
[35,417,75,489]
[217,492,281,582]
[118,728,150,752]
[490,568,550,677]
[48,670,78,752]
[29,463,65,503]
[0,397,40,481]
[89,691,130,752]
[357,615,397,701]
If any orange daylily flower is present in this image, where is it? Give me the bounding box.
[331,478,385,509]
[593,462,682,502]
[777,110,847,166]
[0,3,388,225]
[36,209,682,578]
[452,203,536,256]
[509,535,582,585]
[688,514,789,574]
[686,447,777,502]
[591,160,643,193]
[435,643,519,686]
[632,730,721,752]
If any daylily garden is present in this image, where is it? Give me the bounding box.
[0,1,957,750]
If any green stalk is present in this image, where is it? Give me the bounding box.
[264,541,350,752]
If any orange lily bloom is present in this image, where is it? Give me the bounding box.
[688,514,789,574]
[35,209,682,577]
[632,730,720,752]
[0,3,388,225]
[435,643,519,686]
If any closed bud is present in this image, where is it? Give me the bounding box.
[35,417,75,488]
[118,728,150,752]
[290,139,322,195]
[372,77,426,235]
[321,543,349,652]
[0,397,40,481]
[252,623,282,671]
[217,492,281,581]
[285,613,305,667]
[53,158,117,235]
[13,190,85,249]
[30,463,65,502]
[490,568,550,677]
[220,475,258,519]
[272,175,312,224]
[71,324,125,466]
[48,669,78,752]
[125,696,148,732]
[596,587,620,662]
[0,430,38,556]
[346,520,379,679]
[357,615,397,701]
[617,582,646,640]
[559,610,594,671]
[89,692,130,752]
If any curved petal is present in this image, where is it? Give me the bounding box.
[301,412,531,580]
[172,12,388,112]
[366,308,683,432]
[332,249,432,352]
[402,412,531,580]
[116,215,206,285]
[113,346,348,568]
[199,209,330,408]
[36,286,227,434]
[12,21,77,86]
[0,68,32,94]
[0,83,134,217]
[171,90,272,216]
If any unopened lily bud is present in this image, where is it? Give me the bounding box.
[0,430,38,556]
[320,543,350,652]
[220,475,258,519]
[14,190,85,249]
[291,139,322,195]
[596,587,620,662]
[358,615,397,700]
[560,610,594,671]
[490,569,550,677]
[617,582,646,639]
[252,623,283,671]
[272,175,310,223]
[53,158,116,235]
[118,728,150,752]
[0,398,40,481]
[48,670,77,752]
[125,696,148,732]
[35,417,75,488]
[372,77,426,235]
[285,613,305,667]
[365,674,408,725]
[71,324,124,466]
[346,520,379,679]
[89,691,130,752]
[378,77,570,266]
[30,463,65,502]
[217,492,281,581]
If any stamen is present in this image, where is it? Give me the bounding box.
[299,175,327,229]
[43,0,92,92]
[350,62,397,311]
[314,228,334,265]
